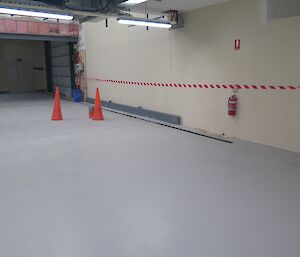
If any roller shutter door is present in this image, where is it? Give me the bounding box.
[45,41,75,96]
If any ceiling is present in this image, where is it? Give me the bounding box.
[131,0,229,13]
[0,0,229,13]
[0,0,229,22]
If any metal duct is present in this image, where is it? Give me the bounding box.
[267,0,300,20]
[36,0,63,6]
[33,0,127,12]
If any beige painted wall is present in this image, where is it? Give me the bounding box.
[84,0,300,153]
[0,39,47,92]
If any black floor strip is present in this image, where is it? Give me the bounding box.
[103,107,233,144]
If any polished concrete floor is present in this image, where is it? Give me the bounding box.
[0,93,299,257]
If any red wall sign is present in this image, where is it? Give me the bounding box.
[235,39,241,50]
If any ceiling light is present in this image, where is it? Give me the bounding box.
[117,17,172,29]
[123,0,148,6]
[0,7,73,20]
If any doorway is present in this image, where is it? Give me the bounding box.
[8,60,34,93]
[0,39,47,94]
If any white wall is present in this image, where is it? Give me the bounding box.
[0,39,47,92]
[84,0,300,153]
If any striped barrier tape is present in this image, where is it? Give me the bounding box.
[85,77,300,91]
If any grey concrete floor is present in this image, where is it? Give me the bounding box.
[0,93,299,257]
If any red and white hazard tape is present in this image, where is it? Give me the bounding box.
[85,77,300,91]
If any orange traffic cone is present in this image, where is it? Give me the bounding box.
[51,87,63,121]
[93,88,104,121]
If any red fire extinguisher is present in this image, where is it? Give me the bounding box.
[228,95,238,116]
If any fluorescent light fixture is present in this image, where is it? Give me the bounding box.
[0,7,73,20]
[117,17,172,29]
[123,0,148,6]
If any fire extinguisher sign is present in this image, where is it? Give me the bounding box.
[235,39,241,50]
